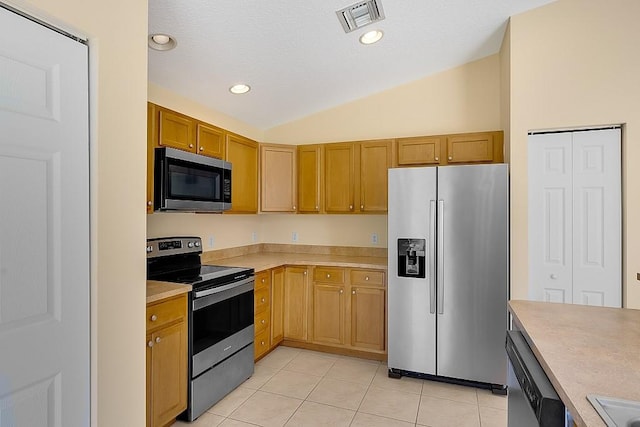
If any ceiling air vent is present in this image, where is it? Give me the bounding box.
[336,0,385,33]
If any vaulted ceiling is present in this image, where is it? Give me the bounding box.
[148,0,555,130]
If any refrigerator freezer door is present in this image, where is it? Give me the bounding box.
[436,164,508,385]
[388,167,437,375]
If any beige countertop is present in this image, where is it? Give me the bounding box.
[508,300,640,427]
[207,252,387,272]
[146,280,192,304]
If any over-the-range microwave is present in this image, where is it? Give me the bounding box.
[154,147,232,212]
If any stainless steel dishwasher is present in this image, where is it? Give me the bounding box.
[506,330,568,427]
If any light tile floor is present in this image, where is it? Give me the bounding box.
[173,346,507,427]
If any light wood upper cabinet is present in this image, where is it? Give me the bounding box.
[146,294,188,427]
[226,133,259,213]
[158,109,196,152]
[271,267,285,346]
[446,132,497,164]
[147,103,157,213]
[260,144,297,212]
[324,143,355,213]
[283,266,310,341]
[297,144,323,213]
[359,140,393,213]
[397,136,442,166]
[196,123,225,159]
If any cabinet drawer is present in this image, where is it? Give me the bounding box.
[313,267,345,284]
[255,270,271,288]
[254,328,270,359]
[255,309,270,335]
[255,285,270,314]
[146,294,187,331]
[350,270,385,287]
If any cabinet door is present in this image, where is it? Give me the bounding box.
[312,283,345,345]
[446,132,501,164]
[196,123,225,159]
[359,140,392,213]
[147,103,158,213]
[397,136,442,166]
[283,266,309,341]
[298,145,322,213]
[324,143,354,213]
[261,144,297,212]
[149,321,187,427]
[226,134,259,213]
[271,267,285,346]
[350,287,385,351]
[158,108,196,152]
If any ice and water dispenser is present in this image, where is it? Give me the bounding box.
[397,238,426,278]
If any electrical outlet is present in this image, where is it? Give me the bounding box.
[292,231,298,242]
[208,235,215,248]
[371,233,378,244]
[251,231,257,243]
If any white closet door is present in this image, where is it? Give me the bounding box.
[572,129,621,307]
[0,7,89,426]
[528,129,621,308]
[528,133,573,303]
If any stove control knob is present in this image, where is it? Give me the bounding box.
[146,245,153,253]
[187,242,194,248]
[194,241,201,247]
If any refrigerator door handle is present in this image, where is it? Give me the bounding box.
[429,200,437,314]
[437,199,445,314]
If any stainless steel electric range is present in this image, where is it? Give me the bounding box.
[146,236,254,421]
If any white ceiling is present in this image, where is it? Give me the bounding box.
[148,0,555,130]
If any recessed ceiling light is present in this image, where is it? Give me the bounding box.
[229,84,251,94]
[149,33,177,51]
[359,29,384,45]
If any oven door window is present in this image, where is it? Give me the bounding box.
[167,159,223,202]
[192,290,253,355]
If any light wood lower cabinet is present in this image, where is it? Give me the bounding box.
[284,266,386,357]
[146,294,188,427]
[254,267,286,361]
[283,266,310,341]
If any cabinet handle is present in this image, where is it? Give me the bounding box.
[340,289,343,294]
[261,319,266,324]
[199,146,204,151]
[326,273,331,278]
[352,290,356,295]
[448,156,452,160]
[293,205,296,210]
[261,340,265,346]
[189,143,194,148]
[365,276,369,281]
[261,297,266,303]
[303,271,307,276]
[435,157,439,161]
[150,314,157,322]
[148,340,154,348]
[315,206,319,211]
[155,336,161,343]
[349,205,353,210]
[361,205,364,210]
[147,200,153,206]
[261,278,265,283]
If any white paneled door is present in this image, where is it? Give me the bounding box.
[0,6,90,427]
[528,128,621,307]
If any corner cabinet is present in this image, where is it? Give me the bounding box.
[226,133,259,213]
[260,144,297,212]
[146,294,188,427]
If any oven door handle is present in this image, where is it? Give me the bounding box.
[193,276,254,299]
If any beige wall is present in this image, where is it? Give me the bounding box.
[148,56,502,249]
[508,0,640,307]
[264,54,502,144]
[7,0,148,425]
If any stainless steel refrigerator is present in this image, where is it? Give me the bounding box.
[387,164,508,387]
